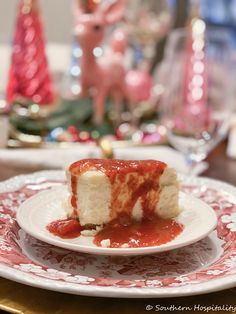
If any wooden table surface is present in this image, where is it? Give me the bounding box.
[0,142,236,314]
[204,141,236,186]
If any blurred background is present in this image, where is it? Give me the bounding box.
[0,0,72,45]
[0,0,236,182]
[0,0,72,92]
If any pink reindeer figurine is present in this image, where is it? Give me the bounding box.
[74,0,128,124]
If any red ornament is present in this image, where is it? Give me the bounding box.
[67,125,80,142]
[6,0,55,106]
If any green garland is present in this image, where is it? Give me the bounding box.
[10,97,115,136]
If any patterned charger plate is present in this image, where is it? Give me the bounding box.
[0,171,235,298]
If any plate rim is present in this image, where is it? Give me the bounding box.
[0,262,236,298]
[16,189,218,256]
[0,170,235,297]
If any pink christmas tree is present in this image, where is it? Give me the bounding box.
[6,0,55,106]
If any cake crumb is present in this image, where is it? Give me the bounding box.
[100,239,111,248]
[121,243,129,248]
[81,229,97,236]
[81,225,103,237]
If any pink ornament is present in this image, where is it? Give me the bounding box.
[78,131,91,143]
[126,70,153,103]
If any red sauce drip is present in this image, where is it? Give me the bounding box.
[94,214,183,248]
[46,218,82,239]
[71,175,78,217]
[68,159,167,220]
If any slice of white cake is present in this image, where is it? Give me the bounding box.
[66,159,180,227]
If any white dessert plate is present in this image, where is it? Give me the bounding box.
[0,171,236,297]
[16,186,217,256]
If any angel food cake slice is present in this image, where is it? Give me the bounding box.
[66,159,180,227]
[47,158,183,248]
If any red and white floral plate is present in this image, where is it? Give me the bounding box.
[0,171,235,297]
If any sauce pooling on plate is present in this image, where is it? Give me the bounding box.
[47,214,183,247]
[94,213,183,248]
[47,218,82,239]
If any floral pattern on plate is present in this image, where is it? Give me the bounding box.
[0,171,235,296]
